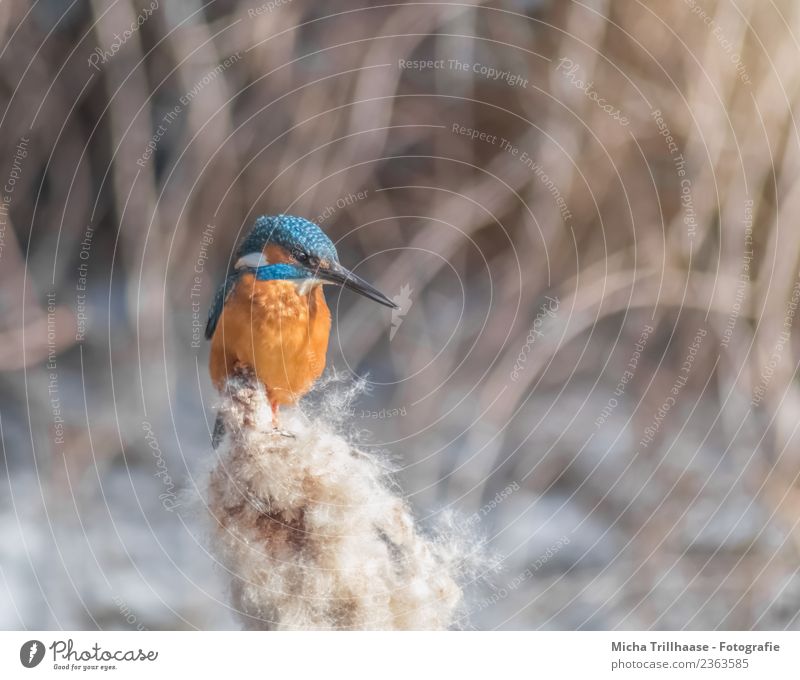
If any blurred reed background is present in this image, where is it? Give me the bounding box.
[2,0,800,629]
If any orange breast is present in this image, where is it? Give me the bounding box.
[209,273,331,406]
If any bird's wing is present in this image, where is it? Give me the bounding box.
[205,272,239,340]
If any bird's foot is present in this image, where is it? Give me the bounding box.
[270,427,296,439]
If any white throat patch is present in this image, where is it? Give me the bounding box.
[296,278,324,295]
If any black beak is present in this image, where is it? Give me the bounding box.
[316,262,398,309]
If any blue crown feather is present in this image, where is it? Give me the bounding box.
[237,214,338,263]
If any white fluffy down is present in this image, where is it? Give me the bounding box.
[205,375,468,630]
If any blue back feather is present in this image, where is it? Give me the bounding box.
[205,272,239,340]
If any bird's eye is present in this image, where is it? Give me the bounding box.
[293,248,308,263]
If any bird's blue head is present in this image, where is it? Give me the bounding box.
[236,214,338,269]
[233,214,396,307]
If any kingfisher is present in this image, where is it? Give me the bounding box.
[206,214,396,443]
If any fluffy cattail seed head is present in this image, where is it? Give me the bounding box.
[206,374,471,630]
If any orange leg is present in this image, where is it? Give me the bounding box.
[227,360,294,437]
[269,396,295,438]
[270,398,281,430]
